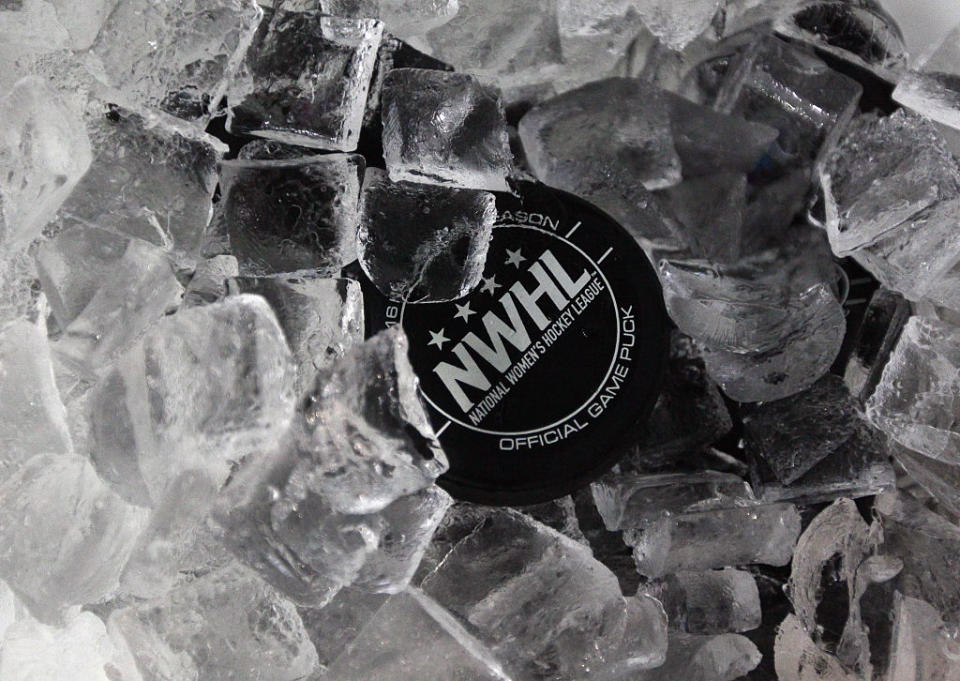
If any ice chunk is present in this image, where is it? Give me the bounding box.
[51,236,184,376]
[775,614,860,681]
[0,320,72,478]
[324,589,511,681]
[648,568,761,634]
[658,173,746,263]
[0,610,142,681]
[888,593,960,681]
[297,587,390,671]
[358,168,495,301]
[633,632,761,681]
[841,287,911,403]
[866,316,960,466]
[181,255,239,307]
[320,0,459,46]
[0,77,92,250]
[85,295,295,506]
[893,445,960,519]
[514,496,587,546]
[217,153,364,276]
[894,23,960,131]
[422,508,667,679]
[227,275,364,390]
[623,503,802,578]
[228,10,383,151]
[53,102,225,257]
[742,375,857,485]
[90,0,263,121]
[109,564,319,681]
[591,471,753,531]
[715,36,863,170]
[0,454,148,623]
[632,0,720,50]
[382,68,511,191]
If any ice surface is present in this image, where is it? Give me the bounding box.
[110,564,319,681]
[217,153,364,276]
[382,68,512,191]
[0,77,92,250]
[0,320,72,478]
[624,502,802,578]
[227,275,364,390]
[894,23,960,131]
[842,287,911,403]
[53,101,225,257]
[85,294,295,506]
[324,589,511,681]
[296,587,390,671]
[0,609,142,681]
[633,632,761,681]
[866,316,960,466]
[0,454,148,623]
[0,0,70,50]
[51,236,184,376]
[228,10,383,151]
[358,168,495,301]
[422,508,668,680]
[715,36,863,170]
[591,471,754,530]
[648,568,761,634]
[90,0,263,121]
[658,173,746,263]
[888,593,960,681]
[320,0,459,43]
[181,255,239,307]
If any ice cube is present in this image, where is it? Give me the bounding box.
[323,589,511,681]
[381,68,512,191]
[894,23,960,131]
[109,564,319,681]
[0,249,39,327]
[0,320,72,478]
[319,0,459,43]
[632,0,721,50]
[89,0,263,121]
[841,287,911,404]
[715,36,863,171]
[0,610,142,681]
[623,502,802,578]
[892,444,960,519]
[0,77,92,250]
[591,471,754,531]
[51,236,184,376]
[227,275,363,391]
[888,593,960,681]
[633,632,761,681]
[228,10,383,151]
[0,454,148,623]
[217,153,364,276]
[774,613,860,681]
[296,587,390,671]
[648,568,761,634]
[514,496,587,546]
[181,255,239,307]
[866,316,960,466]
[0,0,69,50]
[85,294,295,506]
[52,101,226,257]
[357,168,495,301]
[658,173,747,263]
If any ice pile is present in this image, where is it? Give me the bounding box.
[3,0,960,679]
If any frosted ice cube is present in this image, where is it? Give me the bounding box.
[888,594,960,681]
[227,275,364,391]
[90,0,263,121]
[894,23,960,131]
[324,589,511,681]
[109,564,319,681]
[633,632,761,681]
[53,102,226,257]
[381,68,512,191]
[632,0,721,50]
[0,454,149,623]
[358,168,495,301]
[217,153,364,276]
[866,316,960,466]
[181,255,239,307]
[228,10,383,151]
[320,0,459,43]
[0,77,92,250]
[0,320,72,478]
[85,294,295,506]
[649,568,761,634]
[623,503,802,578]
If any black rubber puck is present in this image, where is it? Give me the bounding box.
[348,180,670,505]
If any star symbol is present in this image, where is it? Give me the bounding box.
[480,275,501,295]
[427,328,449,350]
[505,248,526,268]
[453,301,476,323]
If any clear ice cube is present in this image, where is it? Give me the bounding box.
[648,568,762,634]
[89,0,263,121]
[633,632,762,681]
[357,168,496,302]
[217,153,364,276]
[381,68,512,191]
[0,77,92,250]
[296,586,390,671]
[0,454,149,623]
[894,23,960,131]
[228,10,383,151]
